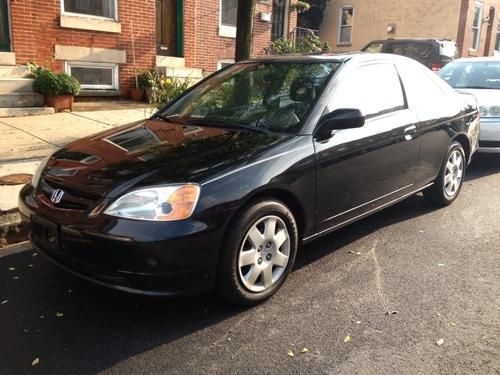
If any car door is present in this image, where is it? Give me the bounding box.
[314,62,421,233]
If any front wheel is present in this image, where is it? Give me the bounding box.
[423,141,466,206]
[216,199,298,305]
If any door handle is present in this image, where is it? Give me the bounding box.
[404,125,417,141]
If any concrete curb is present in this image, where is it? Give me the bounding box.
[0,208,27,248]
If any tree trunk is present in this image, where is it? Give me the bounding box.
[235,0,255,61]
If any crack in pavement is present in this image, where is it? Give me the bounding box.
[369,239,393,314]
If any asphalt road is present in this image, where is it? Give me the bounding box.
[1,155,499,375]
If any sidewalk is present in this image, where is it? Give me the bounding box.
[0,107,156,246]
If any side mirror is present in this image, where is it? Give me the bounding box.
[315,108,365,140]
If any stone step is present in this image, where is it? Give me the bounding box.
[156,55,186,68]
[0,66,30,78]
[0,78,35,93]
[0,93,44,107]
[158,67,204,79]
[0,52,16,66]
[0,107,54,118]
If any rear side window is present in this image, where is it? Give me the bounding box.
[397,60,448,109]
[364,42,383,53]
[329,63,405,118]
[412,43,437,65]
[385,42,411,56]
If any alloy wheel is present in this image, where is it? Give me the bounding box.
[238,215,291,293]
[444,149,464,198]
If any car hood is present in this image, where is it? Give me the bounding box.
[42,119,289,198]
[456,88,500,105]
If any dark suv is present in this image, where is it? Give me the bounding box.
[362,38,458,71]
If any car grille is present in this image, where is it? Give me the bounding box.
[39,178,99,211]
[479,141,500,148]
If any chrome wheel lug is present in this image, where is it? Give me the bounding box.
[266,253,272,261]
[257,257,263,265]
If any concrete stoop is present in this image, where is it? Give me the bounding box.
[0,107,55,117]
[0,210,27,248]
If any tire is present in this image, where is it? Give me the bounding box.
[216,199,298,306]
[423,141,466,206]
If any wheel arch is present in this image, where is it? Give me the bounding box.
[453,134,471,163]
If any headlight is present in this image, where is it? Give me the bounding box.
[104,184,200,221]
[31,155,52,187]
[479,105,500,118]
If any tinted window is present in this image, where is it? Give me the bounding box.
[412,43,437,65]
[439,60,500,89]
[162,62,340,133]
[363,42,383,53]
[385,42,411,56]
[329,63,405,118]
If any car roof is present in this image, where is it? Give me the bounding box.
[242,52,411,65]
[450,56,500,63]
[366,38,454,43]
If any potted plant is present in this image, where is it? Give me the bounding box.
[32,67,80,112]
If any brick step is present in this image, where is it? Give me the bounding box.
[0,107,54,118]
[0,93,44,107]
[0,78,35,93]
[157,67,204,80]
[0,66,30,78]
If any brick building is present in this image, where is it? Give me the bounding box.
[319,0,500,57]
[0,0,298,100]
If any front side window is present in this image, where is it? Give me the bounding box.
[66,62,118,90]
[160,62,341,134]
[329,64,405,118]
[472,3,483,50]
[338,6,353,44]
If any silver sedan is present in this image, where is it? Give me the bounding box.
[439,57,500,153]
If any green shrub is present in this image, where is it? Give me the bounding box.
[142,70,192,105]
[32,67,81,96]
[266,32,322,55]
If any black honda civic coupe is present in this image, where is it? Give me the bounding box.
[19,53,479,305]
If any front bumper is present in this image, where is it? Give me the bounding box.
[478,118,500,153]
[19,184,225,296]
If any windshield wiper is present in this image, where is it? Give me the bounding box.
[181,117,273,135]
[459,86,491,89]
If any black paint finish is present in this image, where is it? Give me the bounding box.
[19,53,479,296]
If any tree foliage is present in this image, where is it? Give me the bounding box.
[297,0,329,30]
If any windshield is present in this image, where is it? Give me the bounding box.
[439,60,500,89]
[158,61,341,134]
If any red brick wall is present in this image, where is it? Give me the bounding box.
[184,0,298,73]
[9,0,156,96]
[457,0,500,57]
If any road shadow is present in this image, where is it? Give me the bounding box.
[0,195,441,374]
[466,153,500,181]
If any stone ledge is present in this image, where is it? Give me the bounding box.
[55,45,126,64]
[60,14,121,33]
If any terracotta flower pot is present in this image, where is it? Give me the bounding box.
[45,95,74,112]
[130,88,145,101]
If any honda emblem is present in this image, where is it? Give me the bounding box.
[50,189,64,204]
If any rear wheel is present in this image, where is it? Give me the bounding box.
[424,141,465,206]
[216,199,298,305]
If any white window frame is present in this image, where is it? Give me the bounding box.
[60,0,119,21]
[219,0,237,38]
[472,2,483,50]
[217,59,235,70]
[338,5,354,44]
[64,61,119,90]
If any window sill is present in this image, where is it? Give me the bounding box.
[77,90,121,97]
[336,43,352,47]
[219,24,237,38]
[60,14,121,33]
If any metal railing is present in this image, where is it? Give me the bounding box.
[288,27,319,48]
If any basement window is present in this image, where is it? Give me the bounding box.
[62,0,118,20]
[65,61,119,91]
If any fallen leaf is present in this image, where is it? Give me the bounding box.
[13,276,19,280]
[436,312,441,317]
[32,253,38,257]
[23,329,29,333]
[55,312,64,318]
[1,300,8,305]
[356,320,362,324]
[32,358,40,366]
[356,252,361,255]
[348,250,355,254]
[436,339,444,346]
[301,347,309,353]
[67,289,72,293]
[8,267,15,271]
[419,230,425,233]
[344,335,351,343]
[39,315,44,319]
[437,264,445,267]
[449,322,457,327]
[28,264,34,268]
[287,350,294,357]
[386,310,399,315]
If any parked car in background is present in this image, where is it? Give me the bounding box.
[20,53,479,305]
[362,38,458,71]
[439,57,500,153]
